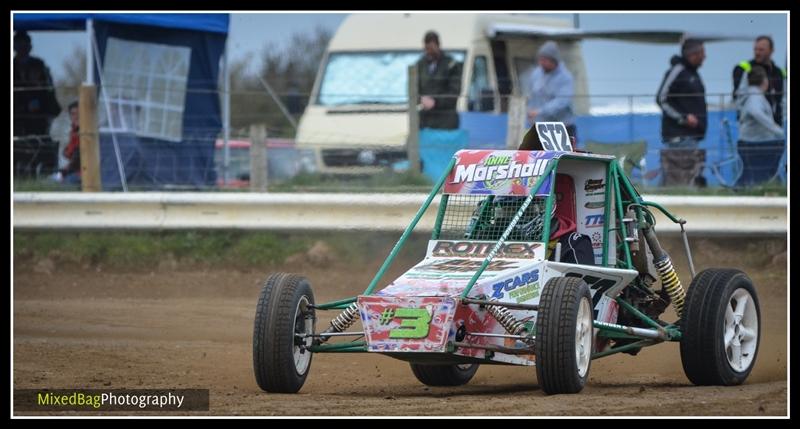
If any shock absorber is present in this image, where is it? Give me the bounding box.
[654,257,686,318]
[642,226,687,318]
[486,301,526,336]
[320,302,360,341]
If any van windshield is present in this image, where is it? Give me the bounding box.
[317,50,465,106]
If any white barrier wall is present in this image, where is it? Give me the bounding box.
[13,193,787,234]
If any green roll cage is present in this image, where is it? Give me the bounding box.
[311,153,688,359]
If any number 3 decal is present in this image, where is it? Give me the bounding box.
[389,308,432,339]
[535,122,573,152]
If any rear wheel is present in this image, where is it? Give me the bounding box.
[409,363,479,386]
[680,269,760,386]
[535,276,593,394]
[253,273,316,393]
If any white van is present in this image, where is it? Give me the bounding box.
[296,13,591,174]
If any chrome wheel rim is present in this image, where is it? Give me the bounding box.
[724,288,758,372]
[575,297,593,378]
[293,296,313,375]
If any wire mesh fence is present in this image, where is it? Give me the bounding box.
[12,85,787,193]
[438,195,548,242]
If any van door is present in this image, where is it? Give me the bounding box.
[489,40,513,113]
[497,38,590,116]
[502,38,544,98]
[465,49,497,113]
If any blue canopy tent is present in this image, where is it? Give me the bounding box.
[14,13,230,190]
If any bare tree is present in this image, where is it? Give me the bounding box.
[54,44,85,106]
[250,25,332,137]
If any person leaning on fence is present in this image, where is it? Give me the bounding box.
[416,30,462,130]
[13,30,62,177]
[732,35,786,127]
[53,101,82,185]
[734,66,785,187]
[525,41,577,141]
[655,38,708,187]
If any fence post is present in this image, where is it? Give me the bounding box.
[407,65,421,172]
[249,124,268,192]
[79,84,101,192]
[506,95,527,149]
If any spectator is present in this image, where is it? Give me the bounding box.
[14,30,62,177]
[525,41,577,141]
[54,101,82,185]
[734,66,785,187]
[416,30,462,130]
[655,38,708,187]
[732,35,786,127]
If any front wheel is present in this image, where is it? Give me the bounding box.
[535,276,594,395]
[409,363,479,386]
[680,268,760,386]
[253,273,316,393]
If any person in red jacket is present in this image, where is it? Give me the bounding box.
[56,101,81,184]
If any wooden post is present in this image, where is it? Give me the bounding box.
[79,84,101,191]
[249,124,268,192]
[506,95,527,149]
[407,65,421,173]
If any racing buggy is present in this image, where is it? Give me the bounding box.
[253,122,761,394]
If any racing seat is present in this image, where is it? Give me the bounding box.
[550,174,594,265]
[552,173,577,240]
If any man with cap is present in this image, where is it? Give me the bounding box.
[525,40,577,141]
[655,38,708,187]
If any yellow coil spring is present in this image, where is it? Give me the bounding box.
[487,302,526,335]
[654,257,686,318]
[329,302,360,332]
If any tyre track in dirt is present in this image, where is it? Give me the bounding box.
[13,236,787,415]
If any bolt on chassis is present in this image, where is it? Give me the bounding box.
[253,124,760,395]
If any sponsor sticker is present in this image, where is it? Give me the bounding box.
[415,259,519,273]
[584,200,605,210]
[584,179,605,192]
[585,214,604,228]
[429,241,540,259]
[450,157,549,185]
[591,231,603,249]
[490,269,541,303]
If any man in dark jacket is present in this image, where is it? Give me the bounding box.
[14,30,61,138]
[732,35,786,127]
[656,38,708,186]
[416,31,462,130]
[14,30,62,178]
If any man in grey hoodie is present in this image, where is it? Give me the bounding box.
[735,66,786,186]
[525,41,577,141]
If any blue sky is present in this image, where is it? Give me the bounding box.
[21,12,788,108]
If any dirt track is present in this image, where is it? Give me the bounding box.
[13,236,787,416]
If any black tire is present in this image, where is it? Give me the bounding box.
[409,363,479,386]
[680,268,760,386]
[253,273,316,393]
[535,276,594,395]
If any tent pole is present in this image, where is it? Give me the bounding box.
[91,30,128,192]
[222,40,230,187]
[78,18,103,192]
[86,19,94,85]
